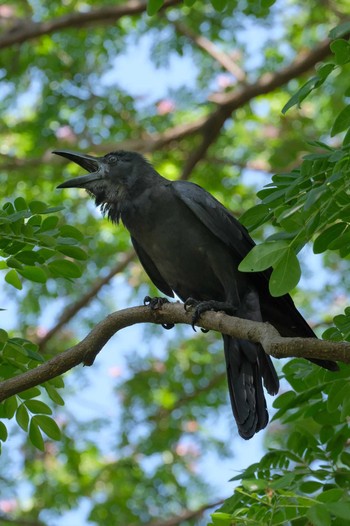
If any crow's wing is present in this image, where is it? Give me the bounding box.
[172,180,253,258]
[172,180,338,371]
[131,236,174,297]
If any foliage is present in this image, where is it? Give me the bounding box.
[0,1,350,525]
[239,26,350,296]
[211,360,350,526]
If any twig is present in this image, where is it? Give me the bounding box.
[1,302,349,403]
[172,20,246,81]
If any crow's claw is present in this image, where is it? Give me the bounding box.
[184,297,199,312]
[162,322,175,330]
[144,296,174,330]
[144,295,169,309]
[184,298,236,332]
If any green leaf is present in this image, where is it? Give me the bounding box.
[48,259,82,278]
[238,241,288,272]
[317,489,345,503]
[59,225,84,241]
[331,105,350,136]
[44,384,65,406]
[241,478,268,490]
[210,512,232,526]
[16,404,30,431]
[316,63,336,80]
[18,387,41,400]
[307,504,331,526]
[313,223,348,254]
[239,204,270,230]
[282,77,319,114]
[299,481,323,493]
[329,21,350,39]
[56,245,87,261]
[330,39,350,65]
[326,502,350,520]
[4,396,18,418]
[0,421,8,441]
[5,269,22,290]
[28,201,48,214]
[25,400,52,415]
[40,215,59,232]
[29,419,45,451]
[272,390,296,409]
[18,266,47,283]
[0,329,8,342]
[211,0,227,11]
[146,0,163,15]
[14,197,27,211]
[269,248,301,296]
[15,251,41,265]
[32,415,61,440]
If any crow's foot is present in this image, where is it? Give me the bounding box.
[143,296,175,330]
[184,298,236,331]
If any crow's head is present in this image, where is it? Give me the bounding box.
[54,149,158,222]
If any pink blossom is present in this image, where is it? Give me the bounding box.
[108,366,123,378]
[0,499,17,513]
[55,125,76,143]
[217,74,234,90]
[156,99,175,115]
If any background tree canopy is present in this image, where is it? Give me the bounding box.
[1,1,350,525]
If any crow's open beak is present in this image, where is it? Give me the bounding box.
[53,150,105,188]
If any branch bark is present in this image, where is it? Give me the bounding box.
[0,0,182,49]
[1,302,349,403]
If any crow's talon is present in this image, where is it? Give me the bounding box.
[144,295,152,306]
[184,297,199,312]
[144,296,174,330]
[162,323,175,330]
[184,299,236,332]
[143,295,169,310]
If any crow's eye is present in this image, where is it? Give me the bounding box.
[108,155,119,164]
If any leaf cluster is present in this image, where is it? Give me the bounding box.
[211,360,350,526]
[239,26,350,297]
[0,197,87,291]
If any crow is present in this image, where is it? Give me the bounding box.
[55,149,338,439]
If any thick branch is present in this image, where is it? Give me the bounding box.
[0,0,182,49]
[1,302,349,403]
[180,34,338,178]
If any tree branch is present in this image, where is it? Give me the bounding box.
[3,32,343,178]
[172,20,246,81]
[1,302,349,403]
[180,34,340,179]
[0,0,182,49]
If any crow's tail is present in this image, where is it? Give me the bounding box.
[223,335,279,439]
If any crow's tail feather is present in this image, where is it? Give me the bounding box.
[223,335,279,440]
